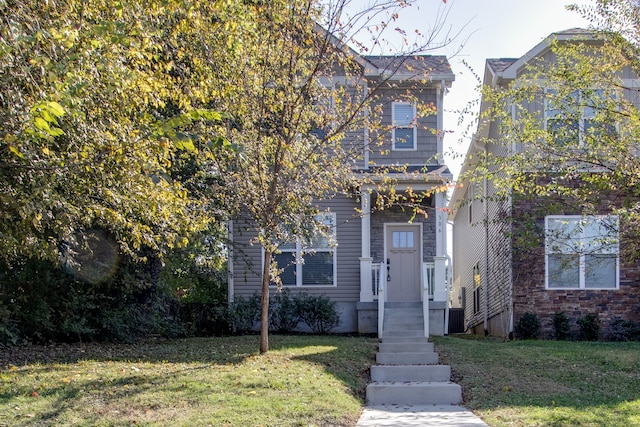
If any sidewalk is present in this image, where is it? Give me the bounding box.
[356,404,489,427]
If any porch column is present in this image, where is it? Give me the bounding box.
[435,191,447,257]
[360,190,374,302]
[433,256,448,302]
[433,191,449,302]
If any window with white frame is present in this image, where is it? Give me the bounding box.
[545,215,619,289]
[309,90,335,141]
[545,88,616,146]
[273,213,337,286]
[392,102,417,150]
[472,263,481,315]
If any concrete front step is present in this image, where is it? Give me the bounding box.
[376,351,439,365]
[384,309,423,317]
[366,381,462,405]
[378,342,434,353]
[381,336,430,344]
[383,321,423,329]
[371,364,451,382]
[382,330,426,338]
[384,302,423,309]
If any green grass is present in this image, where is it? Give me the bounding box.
[433,336,640,427]
[0,335,378,426]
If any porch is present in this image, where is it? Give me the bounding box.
[356,188,451,336]
[357,260,450,336]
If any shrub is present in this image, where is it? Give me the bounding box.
[515,312,540,339]
[180,303,230,336]
[608,318,637,342]
[294,293,340,334]
[226,294,260,333]
[552,311,572,340]
[269,289,300,333]
[577,313,600,341]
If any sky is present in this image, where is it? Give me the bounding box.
[370,0,593,179]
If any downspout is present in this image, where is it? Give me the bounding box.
[483,163,489,336]
[362,81,370,170]
[471,135,489,335]
[444,253,452,335]
[437,80,446,163]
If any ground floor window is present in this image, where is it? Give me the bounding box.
[472,263,481,315]
[273,213,337,287]
[545,215,619,289]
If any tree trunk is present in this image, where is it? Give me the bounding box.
[260,248,271,353]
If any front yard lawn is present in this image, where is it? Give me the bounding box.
[434,336,640,427]
[0,335,378,426]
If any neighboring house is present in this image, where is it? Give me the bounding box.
[229,52,455,334]
[449,29,640,339]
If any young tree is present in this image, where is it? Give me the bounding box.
[205,0,459,352]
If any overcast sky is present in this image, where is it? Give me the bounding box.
[368,0,593,178]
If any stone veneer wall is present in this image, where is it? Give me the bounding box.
[511,195,640,339]
[370,203,437,265]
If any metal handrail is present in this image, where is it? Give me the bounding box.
[377,262,385,339]
[422,262,433,338]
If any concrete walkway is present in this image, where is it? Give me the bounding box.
[357,404,489,426]
[357,302,489,426]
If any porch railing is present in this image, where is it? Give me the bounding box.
[371,263,381,299]
[423,262,435,300]
[372,261,435,339]
[422,262,433,338]
[372,262,385,338]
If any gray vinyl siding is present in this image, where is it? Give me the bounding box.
[336,83,367,169]
[368,85,440,166]
[452,117,513,333]
[451,180,486,329]
[231,194,361,303]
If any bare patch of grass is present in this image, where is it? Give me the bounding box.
[433,336,640,427]
[0,335,378,426]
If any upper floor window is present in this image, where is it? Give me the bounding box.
[545,215,619,290]
[273,213,337,287]
[392,102,417,150]
[545,88,616,146]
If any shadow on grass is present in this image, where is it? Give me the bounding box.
[1,334,379,426]
[0,335,263,367]
[270,334,379,401]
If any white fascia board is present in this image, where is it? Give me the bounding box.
[500,31,597,80]
[366,72,455,86]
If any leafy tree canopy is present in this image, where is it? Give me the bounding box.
[0,0,233,262]
[461,0,640,261]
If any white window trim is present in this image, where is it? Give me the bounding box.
[267,213,338,287]
[544,88,617,147]
[544,215,620,290]
[392,102,417,151]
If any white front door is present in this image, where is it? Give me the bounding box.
[385,224,422,302]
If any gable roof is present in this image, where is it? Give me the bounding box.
[365,55,455,84]
[448,29,598,219]
[314,23,454,84]
[493,28,598,81]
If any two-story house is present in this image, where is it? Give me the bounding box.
[228,52,455,335]
[450,29,640,339]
